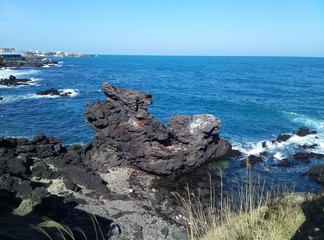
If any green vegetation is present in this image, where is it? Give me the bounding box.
[173,171,324,240]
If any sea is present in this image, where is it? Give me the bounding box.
[1,56,324,192]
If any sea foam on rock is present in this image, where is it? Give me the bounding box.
[84,82,234,179]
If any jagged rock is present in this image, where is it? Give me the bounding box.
[294,127,317,137]
[298,144,318,149]
[84,82,233,178]
[62,166,112,198]
[36,88,74,97]
[0,75,31,86]
[36,88,60,96]
[276,134,292,142]
[293,152,324,160]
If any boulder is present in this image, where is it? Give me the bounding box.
[0,75,31,86]
[36,88,60,96]
[293,152,324,160]
[84,82,233,179]
[276,134,292,143]
[294,127,317,137]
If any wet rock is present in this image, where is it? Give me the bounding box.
[276,134,292,142]
[293,152,324,160]
[298,144,318,149]
[84,82,233,179]
[241,155,263,168]
[0,75,31,86]
[294,127,317,137]
[36,88,60,96]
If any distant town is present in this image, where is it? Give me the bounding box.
[0,48,91,68]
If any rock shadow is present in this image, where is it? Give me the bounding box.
[291,194,324,240]
[0,191,120,240]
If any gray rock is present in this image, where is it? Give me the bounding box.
[160,226,169,238]
[172,229,189,240]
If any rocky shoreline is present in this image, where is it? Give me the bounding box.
[0,82,323,239]
[0,82,237,240]
[0,58,58,68]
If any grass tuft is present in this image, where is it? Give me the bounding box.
[173,169,319,240]
[31,214,107,240]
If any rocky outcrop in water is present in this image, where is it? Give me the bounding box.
[84,82,234,179]
[0,75,31,86]
[36,88,74,97]
[0,59,58,68]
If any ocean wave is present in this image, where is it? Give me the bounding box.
[0,77,42,88]
[0,89,80,104]
[283,111,324,132]
[59,89,80,97]
[232,130,324,161]
[0,68,40,79]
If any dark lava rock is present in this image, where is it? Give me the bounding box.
[241,155,263,168]
[298,144,319,149]
[84,82,233,179]
[62,166,112,198]
[0,75,31,86]
[293,152,324,160]
[294,127,317,137]
[276,158,296,168]
[36,88,60,96]
[276,134,292,142]
[308,165,324,185]
[63,178,81,192]
[36,88,75,97]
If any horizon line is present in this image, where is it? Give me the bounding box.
[87,53,324,58]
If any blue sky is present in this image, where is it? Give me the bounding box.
[1,0,323,56]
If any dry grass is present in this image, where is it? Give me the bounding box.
[31,214,107,240]
[173,170,313,240]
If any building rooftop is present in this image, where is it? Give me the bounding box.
[0,52,22,55]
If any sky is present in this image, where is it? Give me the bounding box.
[0,0,324,57]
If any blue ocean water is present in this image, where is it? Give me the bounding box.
[1,56,324,191]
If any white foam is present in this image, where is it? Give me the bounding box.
[59,89,80,97]
[232,127,324,160]
[0,68,40,79]
[0,89,80,104]
[283,111,324,132]
[273,152,285,160]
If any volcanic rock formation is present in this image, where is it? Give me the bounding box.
[84,82,233,178]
